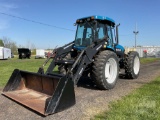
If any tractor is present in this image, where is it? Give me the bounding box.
[2,15,140,115]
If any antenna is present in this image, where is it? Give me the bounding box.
[133,23,139,48]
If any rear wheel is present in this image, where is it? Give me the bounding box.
[91,50,119,90]
[124,51,140,79]
[19,55,22,59]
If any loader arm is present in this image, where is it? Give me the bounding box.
[46,41,74,74]
[71,39,105,84]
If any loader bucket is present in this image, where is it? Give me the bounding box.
[2,69,75,116]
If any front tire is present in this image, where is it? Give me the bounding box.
[91,50,119,90]
[58,53,71,75]
[124,51,140,79]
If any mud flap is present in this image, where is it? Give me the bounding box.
[2,69,75,116]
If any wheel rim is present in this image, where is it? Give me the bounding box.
[105,58,118,84]
[133,56,140,75]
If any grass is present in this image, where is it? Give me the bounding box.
[140,57,160,64]
[0,57,159,87]
[0,56,58,87]
[93,77,160,120]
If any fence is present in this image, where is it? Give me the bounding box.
[125,46,160,58]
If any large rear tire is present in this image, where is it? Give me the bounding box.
[124,51,140,79]
[91,50,119,90]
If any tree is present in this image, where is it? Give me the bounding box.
[1,37,18,54]
[0,39,4,46]
[30,43,36,50]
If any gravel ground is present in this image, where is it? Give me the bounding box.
[0,61,160,120]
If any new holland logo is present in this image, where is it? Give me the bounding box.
[116,49,121,51]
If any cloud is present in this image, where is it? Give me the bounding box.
[0,3,18,13]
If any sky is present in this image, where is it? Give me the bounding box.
[0,0,160,49]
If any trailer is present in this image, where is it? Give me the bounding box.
[0,47,11,59]
[35,49,45,59]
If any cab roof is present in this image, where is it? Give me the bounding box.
[76,15,115,26]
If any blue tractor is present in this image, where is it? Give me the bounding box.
[58,15,140,89]
[2,15,140,115]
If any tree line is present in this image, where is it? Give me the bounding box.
[0,37,36,55]
[0,37,17,54]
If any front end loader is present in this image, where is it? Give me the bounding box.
[2,15,140,115]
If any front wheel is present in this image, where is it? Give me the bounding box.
[91,50,119,90]
[58,53,71,75]
[124,51,140,79]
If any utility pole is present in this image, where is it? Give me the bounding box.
[133,23,139,48]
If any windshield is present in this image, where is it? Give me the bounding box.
[75,21,106,47]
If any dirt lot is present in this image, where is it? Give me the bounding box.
[1,61,160,120]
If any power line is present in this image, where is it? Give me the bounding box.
[0,12,74,32]
[0,12,136,37]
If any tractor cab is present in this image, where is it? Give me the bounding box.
[74,16,115,50]
[74,16,125,57]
